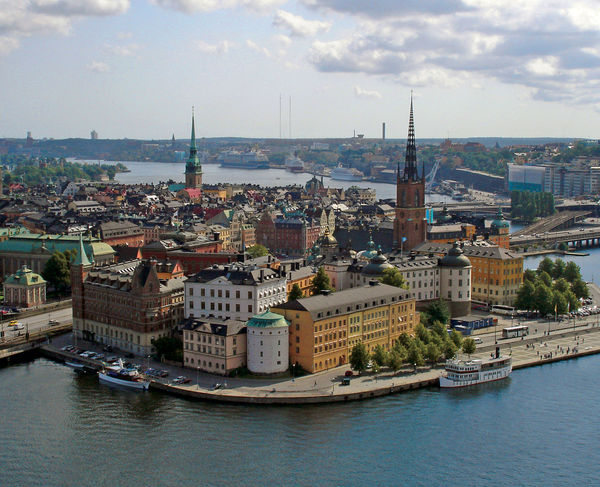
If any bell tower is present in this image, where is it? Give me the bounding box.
[394,94,427,251]
[185,108,203,190]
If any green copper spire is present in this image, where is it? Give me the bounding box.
[187,107,200,168]
[73,234,91,267]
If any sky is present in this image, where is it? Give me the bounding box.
[1,0,600,140]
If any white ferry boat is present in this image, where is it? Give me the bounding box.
[330,165,364,181]
[99,360,150,391]
[439,347,512,388]
[285,154,305,173]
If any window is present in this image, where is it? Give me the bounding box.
[189,301,194,309]
[189,288,193,296]
[236,291,240,299]
[210,289,214,297]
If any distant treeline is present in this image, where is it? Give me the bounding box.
[511,190,555,221]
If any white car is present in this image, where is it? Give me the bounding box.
[473,337,483,344]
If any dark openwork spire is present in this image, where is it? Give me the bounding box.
[403,93,418,181]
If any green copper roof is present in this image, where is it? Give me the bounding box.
[72,234,91,266]
[247,311,289,328]
[5,266,46,286]
[491,209,509,229]
[186,110,202,171]
[0,234,114,259]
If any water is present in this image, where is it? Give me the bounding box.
[77,159,455,203]
[523,246,600,283]
[2,356,599,487]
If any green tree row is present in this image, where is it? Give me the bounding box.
[350,322,477,374]
[510,190,555,221]
[515,258,588,316]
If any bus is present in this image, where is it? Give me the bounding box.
[502,325,529,339]
[471,300,489,311]
[491,305,516,316]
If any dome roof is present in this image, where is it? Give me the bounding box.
[317,227,337,247]
[361,249,393,275]
[440,242,471,268]
[438,206,452,223]
[491,209,509,229]
[357,233,378,260]
[247,311,289,328]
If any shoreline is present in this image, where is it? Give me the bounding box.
[38,325,600,405]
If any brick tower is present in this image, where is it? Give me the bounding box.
[394,95,427,252]
[185,108,203,190]
[71,235,92,341]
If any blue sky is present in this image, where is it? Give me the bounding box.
[1,0,600,140]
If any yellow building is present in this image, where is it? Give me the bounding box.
[272,283,417,374]
[463,246,523,306]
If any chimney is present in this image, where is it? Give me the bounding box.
[382,122,386,141]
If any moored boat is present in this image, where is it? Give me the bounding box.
[330,165,364,181]
[99,360,150,391]
[65,360,85,370]
[440,347,512,388]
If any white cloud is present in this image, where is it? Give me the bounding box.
[0,0,129,56]
[150,0,284,13]
[354,85,381,99]
[116,31,133,39]
[104,42,140,57]
[195,40,234,54]
[302,0,600,105]
[273,10,331,37]
[0,36,20,56]
[246,39,271,57]
[86,61,110,72]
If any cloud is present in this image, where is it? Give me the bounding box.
[0,36,20,56]
[302,0,600,106]
[273,10,331,37]
[150,0,284,13]
[195,40,234,54]
[116,31,133,39]
[104,42,140,57]
[246,39,271,57]
[86,61,110,72]
[0,0,130,56]
[354,86,381,99]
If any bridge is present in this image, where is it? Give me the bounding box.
[509,226,600,249]
[511,211,591,236]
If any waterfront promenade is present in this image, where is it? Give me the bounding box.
[42,319,600,405]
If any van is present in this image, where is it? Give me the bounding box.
[473,337,483,344]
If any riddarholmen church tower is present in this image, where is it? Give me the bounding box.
[394,95,427,251]
[185,109,203,190]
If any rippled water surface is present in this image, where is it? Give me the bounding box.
[2,357,599,487]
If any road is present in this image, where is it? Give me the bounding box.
[0,307,72,341]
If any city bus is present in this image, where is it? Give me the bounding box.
[471,300,489,311]
[491,305,516,316]
[502,325,529,339]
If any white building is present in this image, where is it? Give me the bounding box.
[439,243,472,316]
[184,264,287,322]
[246,311,289,374]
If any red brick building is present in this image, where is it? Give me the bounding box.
[255,211,320,257]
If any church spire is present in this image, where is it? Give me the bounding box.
[187,107,199,167]
[403,92,418,181]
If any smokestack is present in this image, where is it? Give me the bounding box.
[382,122,386,141]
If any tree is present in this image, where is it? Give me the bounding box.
[388,349,404,373]
[552,290,568,315]
[371,344,388,368]
[537,271,553,288]
[449,330,463,349]
[151,336,183,362]
[415,323,431,344]
[515,280,536,310]
[462,338,476,357]
[42,251,71,292]
[564,261,582,283]
[379,267,408,289]
[349,343,370,374]
[311,266,334,294]
[430,320,447,339]
[552,259,566,279]
[426,299,451,326]
[406,342,424,369]
[537,257,554,277]
[396,332,412,349]
[287,283,304,301]
[443,340,458,360]
[554,278,570,294]
[523,269,537,283]
[565,290,579,311]
[425,342,441,364]
[571,279,589,299]
[246,244,268,258]
[533,284,554,316]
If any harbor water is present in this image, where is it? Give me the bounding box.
[1,356,599,487]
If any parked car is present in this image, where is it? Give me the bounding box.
[159,370,169,378]
[473,337,483,344]
[344,370,354,377]
[48,320,59,326]
[173,376,191,384]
